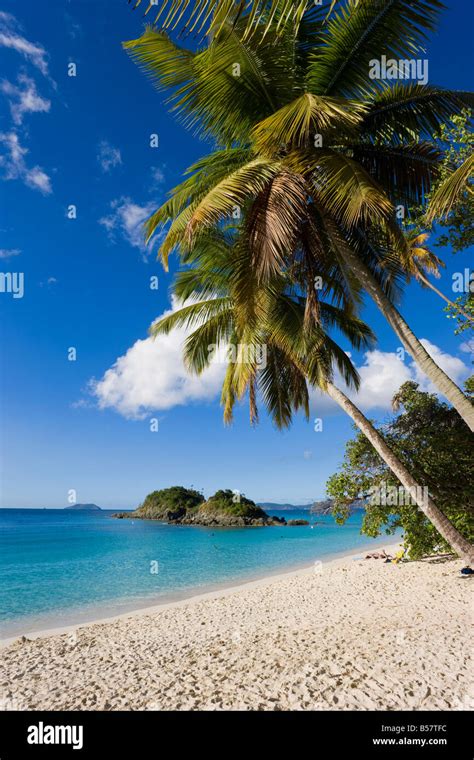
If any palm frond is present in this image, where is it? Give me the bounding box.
[400,230,444,282]
[307,0,445,98]
[314,333,361,390]
[251,93,364,155]
[258,346,309,429]
[186,158,282,237]
[293,150,394,227]
[360,84,474,143]
[318,303,376,350]
[174,228,236,300]
[246,169,308,278]
[351,141,442,206]
[123,27,195,89]
[425,153,474,223]
[316,210,405,305]
[126,1,312,41]
[124,15,305,142]
[146,148,253,249]
[150,297,231,336]
[155,203,198,267]
[183,310,234,373]
[221,355,238,424]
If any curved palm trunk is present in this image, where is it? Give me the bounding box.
[417,272,474,322]
[326,381,474,563]
[342,249,474,431]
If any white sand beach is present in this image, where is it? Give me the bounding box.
[2,545,472,711]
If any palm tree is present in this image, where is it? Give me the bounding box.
[150,229,474,561]
[124,1,474,429]
[402,231,473,321]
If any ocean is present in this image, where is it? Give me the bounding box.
[0,508,397,638]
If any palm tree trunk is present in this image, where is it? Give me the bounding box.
[417,272,474,322]
[326,381,474,563]
[342,249,474,431]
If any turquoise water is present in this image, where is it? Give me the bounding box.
[0,508,396,637]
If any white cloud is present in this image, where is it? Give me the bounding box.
[0,132,52,194]
[348,349,412,409]
[0,15,53,196]
[91,297,227,419]
[150,165,166,189]
[310,339,471,413]
[89,300,471,422]
[410,339,470,393]
[1,74,50,124]
[25,165,52,194]
[0,248,20,259]
[97,141,122,173]
[99,196,158,257]
[0,13,49,76]
[459,339,474,357]
[39,276,58,288]
[64,13,83,40]
[0,131,25,171]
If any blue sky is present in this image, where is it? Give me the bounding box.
[0,0,472,508]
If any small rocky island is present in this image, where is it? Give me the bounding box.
[64,503,102,511]
[113,487,308,527]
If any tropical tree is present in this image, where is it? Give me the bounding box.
[425,153,474,226]
[327,381,474,559]
[401,231,473,321]
[421,110,474,249]
[445,294,474,335]
[402,110,473,329]
[124,0,474,430]
[150,229,474,561]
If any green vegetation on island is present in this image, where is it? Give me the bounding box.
[132,486,204,521]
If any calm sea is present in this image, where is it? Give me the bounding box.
[0,508,397,638]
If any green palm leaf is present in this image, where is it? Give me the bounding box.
[291,150,394,227]
[425,153,474,223]
[145,148,253,243]
[360,84,474,143]
[150,296,231,336]
[186,158,282,237]
[183,310,234,373]
[126,1,312,41]
[307,0,445,98]
[124,19,302,142]
[251,93,365,155]
[351,141,442,205]
[258,346,309,429]
[123,27,195,89]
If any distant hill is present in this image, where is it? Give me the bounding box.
[259,499,365,514]
[258,502,313,511]
[64,503,102,511]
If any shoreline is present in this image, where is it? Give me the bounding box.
[3,540,471,711]
[1,537,399,647]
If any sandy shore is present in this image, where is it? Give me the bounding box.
[2,545,472,711]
